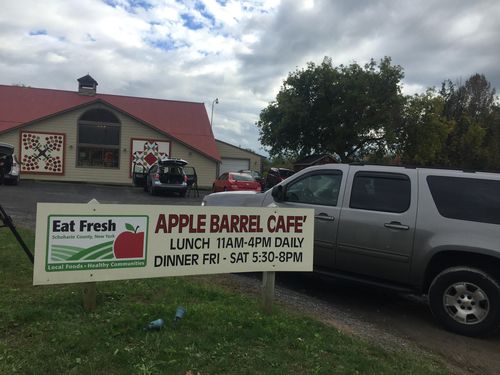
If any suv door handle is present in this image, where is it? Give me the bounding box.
[315,213,335,221]
[384,221,409,230]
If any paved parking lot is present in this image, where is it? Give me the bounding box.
[0,180,207,227]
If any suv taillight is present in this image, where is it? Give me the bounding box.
[184,175,188,183]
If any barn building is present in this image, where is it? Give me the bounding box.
[0,75,262,188]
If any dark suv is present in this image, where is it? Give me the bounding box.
[140,158,188,197]
[264,167,295,190]
[0,142,20,185]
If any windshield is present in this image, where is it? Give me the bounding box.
[230,173,254,181]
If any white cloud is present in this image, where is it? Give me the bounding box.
[1,0,500,156]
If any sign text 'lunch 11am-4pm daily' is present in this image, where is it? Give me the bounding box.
[33,203,315,285]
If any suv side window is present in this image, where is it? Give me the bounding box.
[284,172,342,206]
[427,176,500,225]
[350,172,410,213]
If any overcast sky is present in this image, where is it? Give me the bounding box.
[1,0,499,156]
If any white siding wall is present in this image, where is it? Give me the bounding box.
[0,104,217,188]
[216,140,262,173]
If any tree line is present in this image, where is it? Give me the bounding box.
[257,57,500,170]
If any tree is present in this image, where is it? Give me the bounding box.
[439,74,499,169]
[257,57,405,161]
[395,91,453,166]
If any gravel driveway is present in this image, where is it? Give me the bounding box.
[1,180,500,374]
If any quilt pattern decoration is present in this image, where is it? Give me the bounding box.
[131,139,170,174]
[20,131,65,174]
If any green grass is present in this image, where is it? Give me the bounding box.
[0,227,450,375]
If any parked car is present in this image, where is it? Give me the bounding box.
[264,167,295,190]
[203,163,500,337]
[143,158,189,197]
[238,169,264,189]
[0,142,20,185]
[212,172,262,193]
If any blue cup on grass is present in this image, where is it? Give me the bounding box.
[146,318,165,331]
[174,306,186,321]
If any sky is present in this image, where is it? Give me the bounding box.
[1,0,499,157]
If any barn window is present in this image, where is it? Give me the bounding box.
[77,109,121,168]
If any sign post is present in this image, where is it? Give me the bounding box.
[261,271,276,314]
[81,199,99,311]
[82,282,97,311]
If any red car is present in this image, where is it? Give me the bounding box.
[212,172,262,192]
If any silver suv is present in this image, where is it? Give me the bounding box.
[202,163,500,336]
[144,158,189,197]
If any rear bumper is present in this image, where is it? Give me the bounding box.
[1,173,19,184]
[153,181,187,192]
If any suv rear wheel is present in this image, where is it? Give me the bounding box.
[429,267,500,336]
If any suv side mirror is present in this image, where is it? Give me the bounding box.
[271,185,284,202]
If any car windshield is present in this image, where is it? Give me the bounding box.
[240,170,260,179]
[231,173,254,181]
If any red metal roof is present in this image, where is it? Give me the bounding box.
[0,84,220,161]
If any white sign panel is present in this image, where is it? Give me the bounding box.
[34,203,314,285]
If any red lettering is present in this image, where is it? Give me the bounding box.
[275,216,286,232]
[240,215,249,232]
[219,215,229,232]
[196,214,206,233]
[230,215,240,232]
[295,215,303,233]
[267,215,276,233]
[210,214,220,233]
[267,215,303,233]
[209,214,263,233]
[179,214,189,233]
[155,214,168,233]
[168,214,179,233]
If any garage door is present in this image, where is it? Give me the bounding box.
[220,158,250,175]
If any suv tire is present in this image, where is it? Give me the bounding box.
[429,267,500,337]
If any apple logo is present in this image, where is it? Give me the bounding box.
[113,223,145,259]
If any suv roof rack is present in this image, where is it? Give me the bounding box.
[347,162,500,175]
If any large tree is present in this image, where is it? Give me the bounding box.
[395,91,453,166]
[257,57,405,161]
[439,74,499,169]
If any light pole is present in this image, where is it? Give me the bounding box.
[210,98,219,127]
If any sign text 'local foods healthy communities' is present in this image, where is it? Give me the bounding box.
[34,203,314,285]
